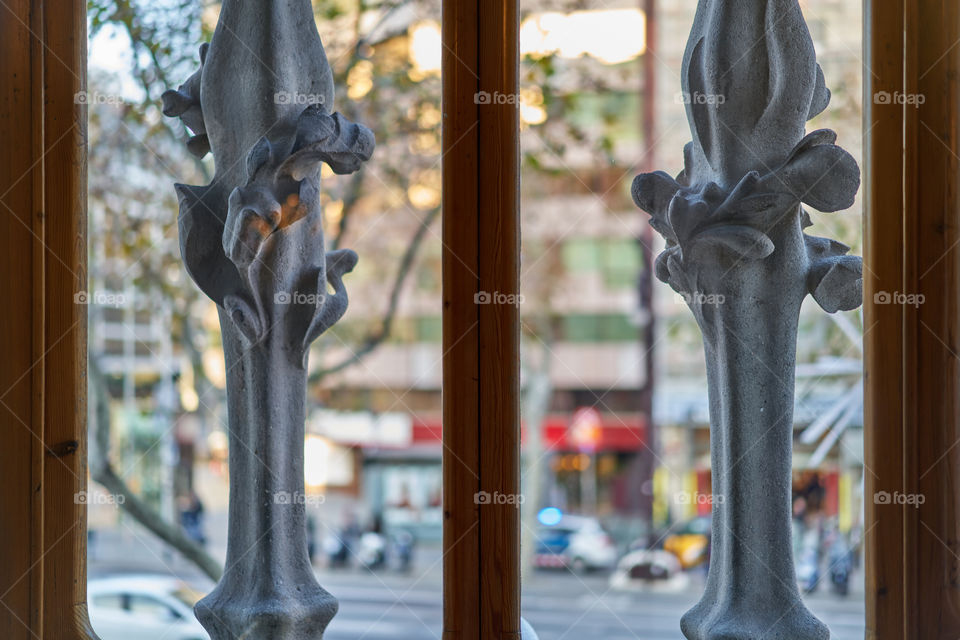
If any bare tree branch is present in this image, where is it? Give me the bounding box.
[310,205,439,382]
[331,168,367,250]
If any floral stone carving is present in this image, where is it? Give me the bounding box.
[632,1,861,638]
[162,1,374,638]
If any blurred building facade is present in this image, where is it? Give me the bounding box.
[86,0,867,551]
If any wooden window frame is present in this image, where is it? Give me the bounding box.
[0,0,93,638]
[3,1,960,638]
[441,2,521,638]
[864,2,960,638]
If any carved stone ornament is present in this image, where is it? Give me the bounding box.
[162,2,374,638]
[632,1,861,638]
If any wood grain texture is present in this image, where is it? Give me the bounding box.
[0,0,93,637]
[442,2,520,638]
[477,3,520,638]
[866,2,960,637]
[1,0,43,637]
[905,2,960,637]
[442,1,481,637]
[863,1,906,637]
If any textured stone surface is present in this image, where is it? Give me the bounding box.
[162,1,374,638]
[632,1,861,639]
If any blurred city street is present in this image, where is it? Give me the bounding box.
[76,3,871,639]
[89,520,865,640]
[321,565,865,640]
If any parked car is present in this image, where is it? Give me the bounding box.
[534,515,618,572]
[88,575,209,640]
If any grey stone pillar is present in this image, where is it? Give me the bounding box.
[162,2,374,638]
[632,1,862,638]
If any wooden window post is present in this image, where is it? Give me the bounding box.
[441,2,521,638]
[0,0,93,638]
[865,1,960,637]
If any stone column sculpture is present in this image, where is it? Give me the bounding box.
[161,3,374,638]
[632,1,861,638]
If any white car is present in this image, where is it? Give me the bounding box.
[88,575,209,640]
[534,515,618,572]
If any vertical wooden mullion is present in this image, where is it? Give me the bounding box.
[477,2,520,639]
[901,3,920,636]
[866,1,960,638]
[905,2,960,638]
[442,0,481,636]
[442,2,520,638]
[863,1,906,637]
[30,0,48,635]
[41,0,91,635]
[1,0,46,637]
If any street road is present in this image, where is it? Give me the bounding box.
[89,526,865,640]
[320,568,864,640]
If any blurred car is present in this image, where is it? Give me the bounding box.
[609,549,689,592]
[88,575,208,640]
[662,516,711,569]
[533,515,617,572]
